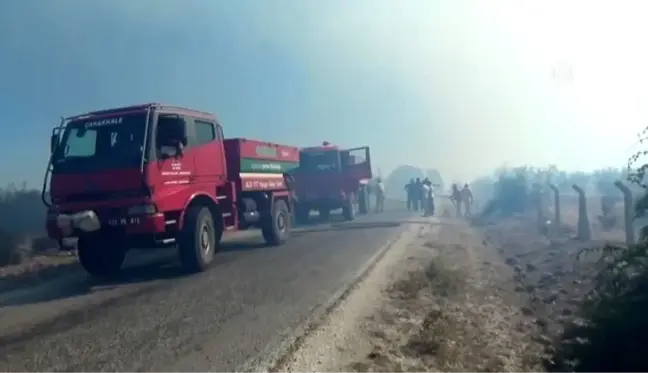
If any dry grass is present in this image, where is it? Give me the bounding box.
[348,221,544,372]
[480,201,638,372]
[557,195,625,243]
[0,234,80,292]
[342,198,631,373]
[0,252,78,292]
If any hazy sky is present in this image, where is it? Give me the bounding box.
[1,0,647,186]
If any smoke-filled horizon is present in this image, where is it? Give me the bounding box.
[1,0,646,186]
[384,163,633,191]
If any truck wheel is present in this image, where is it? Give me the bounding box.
[262,200,290,246]
[178,206,218,273]
[342,199,356,221]
[358,188,369,215]
[78,235,126,277]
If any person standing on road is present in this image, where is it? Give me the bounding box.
[404,178,415,211]
[450,183,462,217]
[413,178,422,211]
[461,183,474,217]
[375,177,385,212]
[421,178,435,217]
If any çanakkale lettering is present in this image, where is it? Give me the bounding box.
[85,117,124,127]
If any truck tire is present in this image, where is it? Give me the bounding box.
[262,200,290,246]
[78,234,126,277]
[342,199,356,221]
[178,206,217,273]
[358,188,369,215]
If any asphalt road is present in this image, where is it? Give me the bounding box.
[0,206,415,371]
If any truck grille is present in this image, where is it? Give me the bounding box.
[57,189,147,204]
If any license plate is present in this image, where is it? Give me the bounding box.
[108,217,141,226]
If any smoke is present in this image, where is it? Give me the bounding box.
[1,0,646,185]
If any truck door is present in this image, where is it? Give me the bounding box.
[186,118,226,184]
[342,146,372,181]
[154,113,196,188]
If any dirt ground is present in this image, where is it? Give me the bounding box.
[281,202,625,372]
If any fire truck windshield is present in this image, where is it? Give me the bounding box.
[52,113,147,173]
[299,150,340,172]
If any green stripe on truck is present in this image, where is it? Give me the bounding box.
[239,158,298,173]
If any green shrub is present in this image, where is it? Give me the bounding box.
[550,242,648,371]
[479,167,533,218]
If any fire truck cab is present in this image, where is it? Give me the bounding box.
[291,142,372,223]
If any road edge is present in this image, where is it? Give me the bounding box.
[238,224,412,372]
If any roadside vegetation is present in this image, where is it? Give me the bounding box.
[312,163,640,372]
[547,143,648,371]
[0,183,55,267]
[471,158,648,371]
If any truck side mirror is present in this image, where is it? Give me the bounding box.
[50,134,59,154]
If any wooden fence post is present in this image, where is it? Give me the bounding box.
[614,180,635,245]
[572,184,592,241]
[548,183,561,225]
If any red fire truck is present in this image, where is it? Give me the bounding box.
[44,103,299,276]
[291,142,372,224]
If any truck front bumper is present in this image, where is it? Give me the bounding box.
[47,210,166,239]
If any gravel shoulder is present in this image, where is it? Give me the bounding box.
[279,217,431,372]
[282,204,622,372]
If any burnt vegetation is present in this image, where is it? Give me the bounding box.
[547,140,648,372]
[470,143,648,370]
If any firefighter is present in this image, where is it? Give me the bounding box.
[450,183,462,217]
[422,178,435,217]
[413,178,422,211]
[461,183,474,217]
[375,177,385,212]
[404,178,415,210]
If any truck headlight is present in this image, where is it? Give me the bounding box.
[73,211,101,233]
[127,204,157,215]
